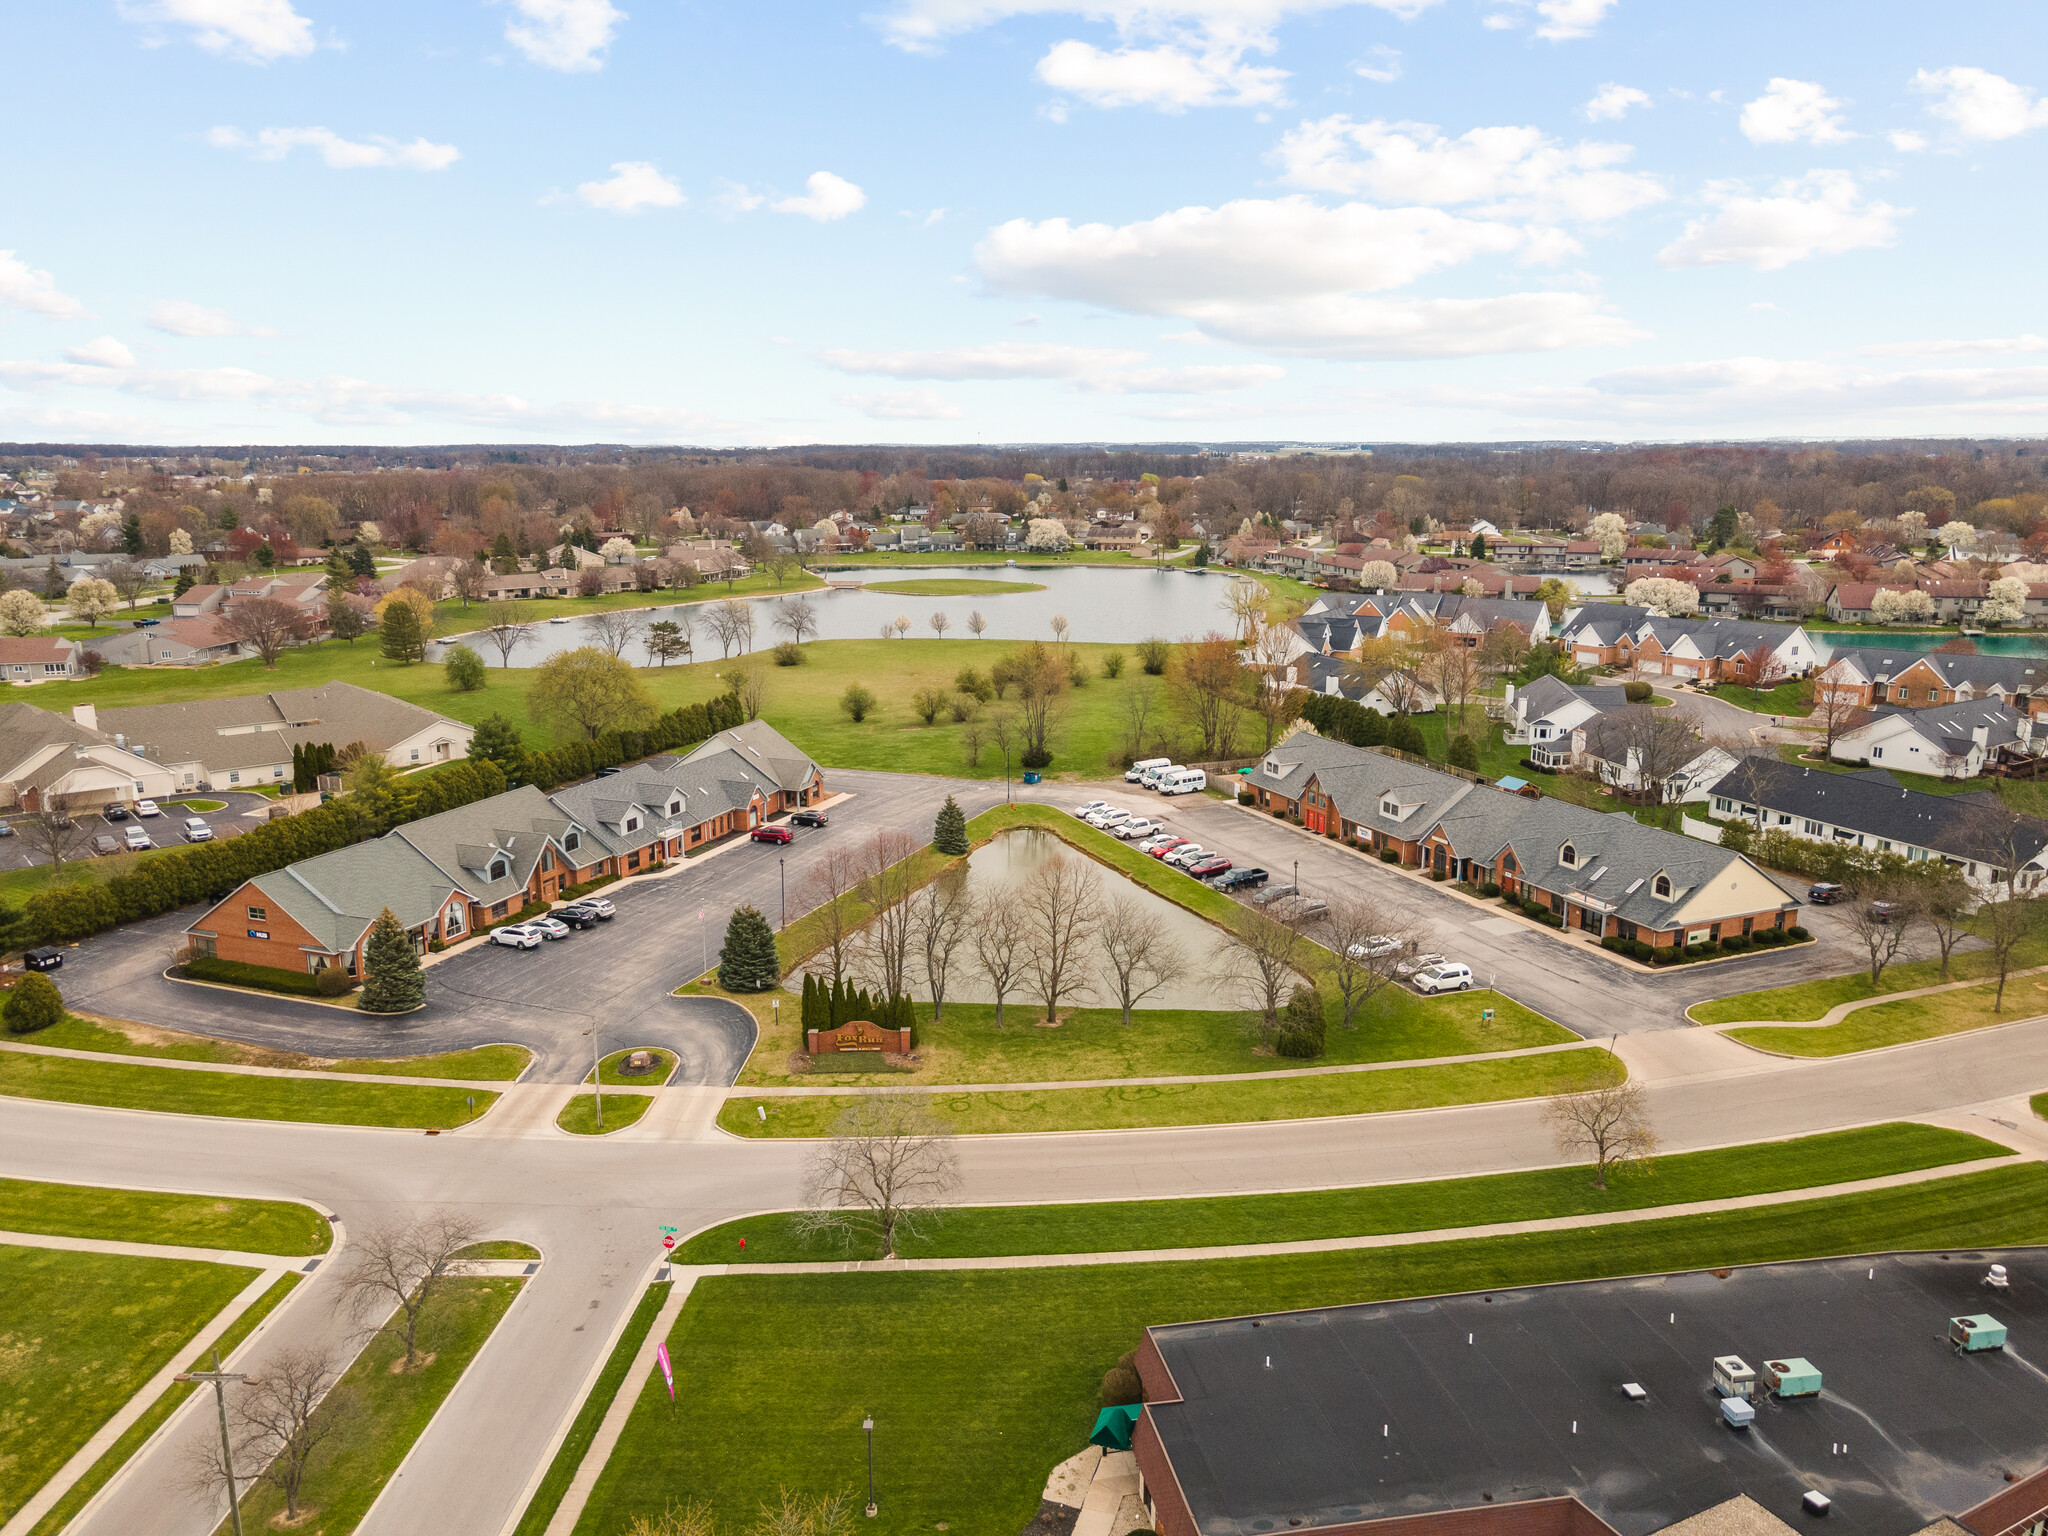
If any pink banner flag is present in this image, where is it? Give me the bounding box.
[656,1341,675,1403]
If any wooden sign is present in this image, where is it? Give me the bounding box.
[807,1020,911,1055]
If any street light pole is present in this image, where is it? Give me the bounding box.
[1293,858,1298,895]
[178,1347,253,1536]
[863,1416,877,1517]
[780,856,786,931]
[584,1026,602,1130]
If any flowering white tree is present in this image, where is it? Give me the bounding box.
[1871,587,1936,624]
[1894,510,1928,545]
[1460,577,1484,596]
[168,526,193,555]
[1588,512,1629,561]
[0,589,46,636]
[79,509,122,546]
[65,576,119,629]
[1936,520,1977,551]
[599,536,637,565]
[1980,576,2029,626]
[1359,559,1396,589]
[1624,576,1700,617]
[357,521,382,546]
[1024,518,1069,552]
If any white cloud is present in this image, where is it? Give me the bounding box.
[1861,335,2048,357]
[118,0,314,63]
[1910,67,2048,142]
[1354,45,1401,83]
[1583,83,1649,121]
[66,337,137,368]
[147,299,275,337]
[207,126,461,170]
[1532,0,1617,40]
[872,1,1443,57]
[773,172,867,221]
[836,389,964,420]
[1657,171,1903,271]
[1035,38,1288,109]
[715,180,768,215]
[0,252,86,320]
[1182,292,1643,359]
[1076,363,1285,392]
[1274,117,1665,222]
[1739,78,1852,145]
[575,161,685,212]
[503,0,624,73]
[1888,129,1928,152]
[820,343,1148,379]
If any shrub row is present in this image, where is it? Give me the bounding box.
[181,955,347,997]
[518,693,744,791]
[1504,895,1565,928]
[1297,694,1426,757]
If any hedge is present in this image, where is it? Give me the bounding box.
[517,692,744,792]
[181,956,331,997]
[1298,693,1389,749]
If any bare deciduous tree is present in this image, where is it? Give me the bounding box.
[802,848,864,988]
[220,595,312,668]
[1223,575,1265,640]
[1096,892,1186,1026]
[481,604,538,668]
[1049,613,1070,645]
[1543,1077,1659,1189]
[1966,797,2048,1011]
[1216,909,1306,1040]
[773,596,818,646]
[186,1345,351,1525]
[929,610,952,640]
[1119,679,1161,766]
[581,607,646,660]
[102,558,150,609]
[855,830,918,1000]
[18,793,88,878]
[1844,874,1918,985]
[1021,850,1099,1022]
[707,598,755,657]
[966,610,988,638]
[1910,859,1971,980]
[722,665,766,720]
[451,559,492,607]
[972,898,1029,1029]
[1811,685,1872,760]
[1322,896,1422,1031]
[332,1210,485,1369]
[911,871,976,1025]
[794,1093,960,1258]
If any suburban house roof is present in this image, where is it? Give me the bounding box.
[683,720,822,796]
[93,682,468,771]
[1557,604,1653,644]
[0,702,101,766]
[242,835,459,954]
[389,783,579,910]
[0,636,78,665]
[1713,758,2048,868]
[1889,652,2048,696]
[1851,698,2028,756]
[1509,673,1615,726]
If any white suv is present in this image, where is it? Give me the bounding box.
[491,924,544,950]
[1412,962,1473,994]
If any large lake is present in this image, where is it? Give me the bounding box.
[430,563,1246,667]
[1817,630,2048,659]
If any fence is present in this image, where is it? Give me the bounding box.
[1680,816,1726,845]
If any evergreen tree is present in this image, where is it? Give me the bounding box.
[348,545,378,579]
[3,972,63,1034]
[933,794,969,855]
[717,905,780,992]
[357,907,426,1013]
[469,713,526,784]
[380,599,424,664]
[121,513,143,555]
[1387,716,1427,757]
[1447,732,1480,772]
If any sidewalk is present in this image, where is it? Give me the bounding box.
[0,1037,523,1089]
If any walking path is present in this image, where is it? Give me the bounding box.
[1697,964,2048,1030]
[0,1228,321,1269]
[0,1037,521,1089]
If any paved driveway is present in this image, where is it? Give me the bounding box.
[50,769,1009,1083]
[0,790,270,870]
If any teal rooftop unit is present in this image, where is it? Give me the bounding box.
[1950,1314,2008,1353]
[1762,1357,1822,1397]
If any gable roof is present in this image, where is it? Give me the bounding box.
[1854,698,2026,754]
[682,719,820,795]
[1713,757,2048,868]
[389,783,577,906]
[0,701,101,773]
[95,682,466,771]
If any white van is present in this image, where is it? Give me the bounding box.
[1142,763,1183,789]
[1157,767,1207,795]
[1126,757,1171,784]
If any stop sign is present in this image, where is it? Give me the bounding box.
[662,1235,675,1250]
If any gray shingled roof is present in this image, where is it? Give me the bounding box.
[682,719,820,795]
[1858,698,2026,754]
[242,836,457,953]
[97,682,465,773]
[0,702,101,775]
[1713,758,2048,868]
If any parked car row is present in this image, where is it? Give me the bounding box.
[751,807,830,845]
[1122,759,1209,796]
[490,896,617,950]
[1071,801,1268,892]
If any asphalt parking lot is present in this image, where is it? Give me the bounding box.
[0,790,271,869]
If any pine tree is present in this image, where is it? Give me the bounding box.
[933,794,969,856]
[357,907,425,1013]
[380,599,424,664]
[470,713,526,785]
[717,905,780,992]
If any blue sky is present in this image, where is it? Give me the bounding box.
[3,0,2046,447]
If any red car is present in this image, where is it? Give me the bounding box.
[750,825,793,844]
[1186,856,1232,879]
[1147,837,1189,859]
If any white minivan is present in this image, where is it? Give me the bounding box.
[1156,767,1208,795]
[1126,757,1171,784]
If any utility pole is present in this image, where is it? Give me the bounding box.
[178,1347,254,1536]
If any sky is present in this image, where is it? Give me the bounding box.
[2,0,2047,448]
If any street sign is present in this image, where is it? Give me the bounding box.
[662,1235,675,1250]
[1481,1008,1495,1023]
[658,1224,678,1234]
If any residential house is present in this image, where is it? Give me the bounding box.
[0,636,82,683]
[1875,653,2048,716]
[1493,674,1616,767]
[1616,616,1819,684]
[1829,698,2036,778]
[0,702,177,810]
[1574,711,1737,803]
[1281,650,1442,717]
[1556,605,1654,669]
[1243,735,1799,947]
[1812,649,1932,710]
[1560,540,1605,568]
[1709,757,2048,896]
[1697,581,1808,621]
[86,615,245,667]
[383,555,468,597]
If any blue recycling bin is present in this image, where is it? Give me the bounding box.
[1022,771,1042,784]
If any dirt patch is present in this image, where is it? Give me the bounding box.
[389,1350,437,1374]
[1022,1503,1079,1536]
[78,1011,307,1069]
[268,1506,321,1529]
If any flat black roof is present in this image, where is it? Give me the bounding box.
[1147,1252,2048,1536]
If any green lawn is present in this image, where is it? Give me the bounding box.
[1772,743,1989,797]
[0,1050,497,1128]
[1703,679,1814,718]
[589,1047,677,1085]
[2035,1093,2047,1120]
[557,1090,656,1135]
[456,1240,542,1261]
[14,1014,529,1080]
[0,1245,258,1526]
[511,1282,670,1536]
[0,1178,330,1255]
[1729,974,2048,1055]
[860,578,1047,596]
[222,1277,524,1536]
[1690,921,2048,1023]
[721,1046,1620,1136]
[577,1165,2048,1536]
[679,1122,2006,1262]
[23,1272,299,1536]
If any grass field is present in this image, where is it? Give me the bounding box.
[0,1178,331,1255]
[222,1277,524,1536]
[0,1245,258,1526]
[12,1015,529,1080]
[0,1050,497,1128]
[577,1165,2048,1536]
[721,1045,1620,1136]
[511,1282,670,1536]
[22,1272,299,1536]
[678,1121,2006,1262]
[859,578,1047,596]
[589,1047,677,1085]
[1690,925,2048,1023]
[1729,974,2048,1055]
[456,1240,542,1261]
[557,1090,655,1135]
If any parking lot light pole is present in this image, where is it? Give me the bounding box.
[780,856,786,931]
[583,1026,602,1130]
[863,1415,877,1517]
[1293,859,1298,896]
[177,1347,254,1536]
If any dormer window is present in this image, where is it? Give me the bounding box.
[489,857,510,881]
[1559,843,1577,867]
[1652,874,1672,898]
[624,815,639,832]
[565,830,580,851]
[667,799,680,815]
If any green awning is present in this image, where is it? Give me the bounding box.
[1090,1403,1142,1450]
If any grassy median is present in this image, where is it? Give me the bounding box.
[1691,924,2048,1024]
[0,1245,258,1526]
[678,1122,2008,1262]
[588,1047,678,1085]
[0,1178,331,1255]
[721,1046,1621,1137]
[558,1090,656,1135]
[14,1015,529,1080]
[0,1051,496,1129]
[576,1164,2048,1536]
[1729,974,2048,1055]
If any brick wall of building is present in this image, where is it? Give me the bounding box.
[192,881,330,970]
[1961,1465,2048,1536]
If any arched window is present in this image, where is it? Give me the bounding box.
[1652,874,1671,898]
[565,830,580,852]
[489,857,509,881]
[1560,842,1576,867]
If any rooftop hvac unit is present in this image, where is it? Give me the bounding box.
[1713,1356,1756,1398]
[1950,1315,2008,1353]
[1720,1398,1755,1430]
[1802,1491,1831,1517]
[1763,1358,1823,1398]
[1984,1264,2010,1291]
